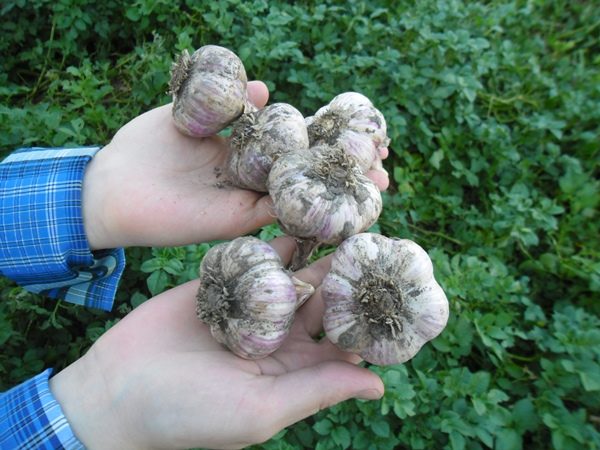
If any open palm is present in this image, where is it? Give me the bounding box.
[51,238,383,449]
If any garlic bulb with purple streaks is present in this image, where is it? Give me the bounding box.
[226,103,309,192]
[169,45,253,137]
[322,233,449,366]
[267,144,382,269]
[196,236,314,359]
[306,92,390,172]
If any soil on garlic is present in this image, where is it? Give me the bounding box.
[230,112,261,152]
[331,235,423,353]
[307,111,347,145]
[227,103,309,192]
[307,110,385,145]
[289,149,365,269]
[197,265,275,337]
[168,50,193,97]
[305,148,374,218]
[339,273,417,353]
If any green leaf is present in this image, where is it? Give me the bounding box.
[331,427,351,449]
[429,149,445,169]
[512,398,539,433]
[130,292,148,309]
[472,397,487,415]
[147,270,169,296]
[370,419,390,438]
[580,370,600,391]
[163,259,185,276]
[495,428,522,450]
[140,258,163,273]
[313,419,332,436]
[449,431,466,450]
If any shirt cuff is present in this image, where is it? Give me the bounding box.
[0,147,125,311]
[0,369,85,450]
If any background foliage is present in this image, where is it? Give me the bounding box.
[1,0,599,448]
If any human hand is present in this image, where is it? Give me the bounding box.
[49,236,384,449]
[82,82,389,250]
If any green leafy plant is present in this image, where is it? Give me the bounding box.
[1,0,598,448]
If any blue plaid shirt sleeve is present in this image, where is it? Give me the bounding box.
[0,147,129,449]
[0,146,125,311]
[0,369,85,449]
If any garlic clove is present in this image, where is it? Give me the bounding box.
[322,233,449,366]
[227,103,309,192]
[291,276,315,308]
[170,45,250,137]
[307,92,390,173]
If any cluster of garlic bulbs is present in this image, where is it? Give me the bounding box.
[171,45,449,364]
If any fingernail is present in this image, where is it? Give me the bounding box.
[356,389,383,400]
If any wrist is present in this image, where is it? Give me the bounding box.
[81,150,115,251]
[49,353,136,449]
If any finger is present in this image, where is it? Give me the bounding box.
[380,147,389,160]
[295,286,328,338]
[290,253,334,338]
[366,167,389,191]
[293,253,333,289]
[216,193,277,240]
[247,80,269,108]
[317,337,363,365]
[245,193,276,230]
[261,361,383,436]
[268,236,298,266]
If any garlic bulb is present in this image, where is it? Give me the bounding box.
[306,92,390,172]
[196,236,314,359]
[322,233,449,366]
[267,144,382,268]
[169,45,252,137]
[226,103,309,192]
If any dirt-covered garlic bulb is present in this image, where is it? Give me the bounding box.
[169,45,252,137]
[226,103,309,192]
[322,233,449,366]
[196,236,314,359]
[306,92,390,172]
[267,144,382,268]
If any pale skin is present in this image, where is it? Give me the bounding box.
[50,81,389,449]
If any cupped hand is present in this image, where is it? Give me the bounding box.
[82,81,273,250]
[82,82,390,250]
[50,236,384,450]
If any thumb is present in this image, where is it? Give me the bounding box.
[267,361,384,431]
[246,194,276,230]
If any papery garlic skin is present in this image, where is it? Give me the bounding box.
[170,45,251,137]
[306,92,390,173]
[322,233,449,366]
[196,237,307,359]
[226,103,309,192]
[267,145,382,245]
